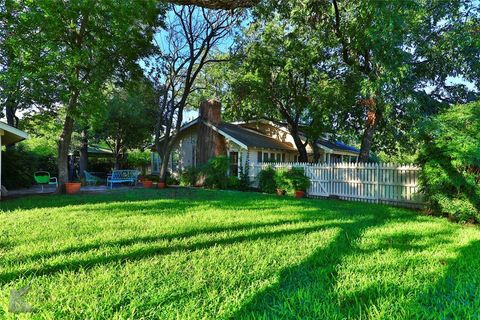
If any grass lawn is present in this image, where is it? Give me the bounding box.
[1,189,480,319]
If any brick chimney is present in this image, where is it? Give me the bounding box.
[196,99,227,166]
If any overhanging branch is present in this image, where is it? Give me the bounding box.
[170,0,258,9]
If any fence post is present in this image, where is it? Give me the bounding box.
[376,163,380,204]
[330,163,334,197]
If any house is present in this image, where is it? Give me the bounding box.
[0,122,28,199]
[151,100,359,176]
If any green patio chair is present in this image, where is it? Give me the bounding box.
[84,171,103,186]
[34,171,58,192]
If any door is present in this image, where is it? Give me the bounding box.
[229,152,239,177]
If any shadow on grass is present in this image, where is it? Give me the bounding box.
[410,239,480,319]
[12,217,333,265]
[230,205,458,319]
[0,219,354,284]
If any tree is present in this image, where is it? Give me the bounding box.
[146,5,239,182]
[171,0,258,9]
[248,1,479,162]
[228,10,351,162]
[91,80,157,169]
[10,1,164,190]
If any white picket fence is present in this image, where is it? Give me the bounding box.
[248,162,424,208]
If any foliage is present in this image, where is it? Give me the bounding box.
[202,156,230,189]
[5,0,164,184]
[274,170,290,192]
[238,164,251,191]
[91,79,156,169]
[257,166,277,194]
[418,101,480,222]
[1,146,57,189]
[284,167,311,192]
[180,167,200,187]
[2,189,480,318]
[126,150,151,175]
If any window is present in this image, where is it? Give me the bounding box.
[264,152,269,162]
[257,151,263,163]
[276,153,281,162]
[230,152,239,177]
[282,153,286,162]
[270,153,275,162]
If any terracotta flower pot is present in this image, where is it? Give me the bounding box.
[276,188,286,196]
[65,182,81,195]
[158,182,167,189]
[143,180,153,189]
[295,190,305,199]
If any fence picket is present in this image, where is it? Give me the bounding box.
[248,161,423,208]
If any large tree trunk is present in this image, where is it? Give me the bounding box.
[114,139,122,170]
[79,129,88,179]
[5,103,17,151]
[358,107,381,163]
[159,152,170,182]
[57,91,79,191]
[196,100,227,166]
[312,139,321,163]
[57,114,75,190]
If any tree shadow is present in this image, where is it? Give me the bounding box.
[230,206,428,319]
[0,219,352,284]
[11,217,332,265]
[410,239,480,319]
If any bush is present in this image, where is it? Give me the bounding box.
[284,167,311,192]
[227,176,240,190]
[202,156,230,189]
[2,145,57,190]
[238,165,251,191]
[258,166,277,193]
[180,167,200,187]
[275,170,290,192]
[418,101,480,222]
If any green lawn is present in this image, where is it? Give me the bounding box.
[1,189,480,319]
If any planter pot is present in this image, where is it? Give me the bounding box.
[294,190,305,199]
[158,182,167,189]
[143,180,153,189]
[65,182,81,195]
[276,188,286,196]
[152,182,158,189]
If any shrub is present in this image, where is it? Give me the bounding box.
[202,156,230,189]
[238,165,251,191]
[2,145,57,190]
[258,166,277,193]
[284,167,311,192]
[275,170,290,192]
[418,101,480,222]
[227,176,240,190]
[180,167,199,187]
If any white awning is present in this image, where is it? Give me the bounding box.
[0,122,28,145]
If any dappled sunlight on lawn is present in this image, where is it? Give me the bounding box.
[0,189,479,318]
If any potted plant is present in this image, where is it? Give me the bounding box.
[275,170,289,196]
[65,180,81,194]
[144,174,160,189]
[285,167,311,198]
[143,180,153,188]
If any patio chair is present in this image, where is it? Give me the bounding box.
[84,171,104,186]
[34,171,58,192]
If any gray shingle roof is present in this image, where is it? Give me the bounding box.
[218,123,296,151]
[317,138,360,153]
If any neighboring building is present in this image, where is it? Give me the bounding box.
[151,101,359,176]
[0,122,28,199]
